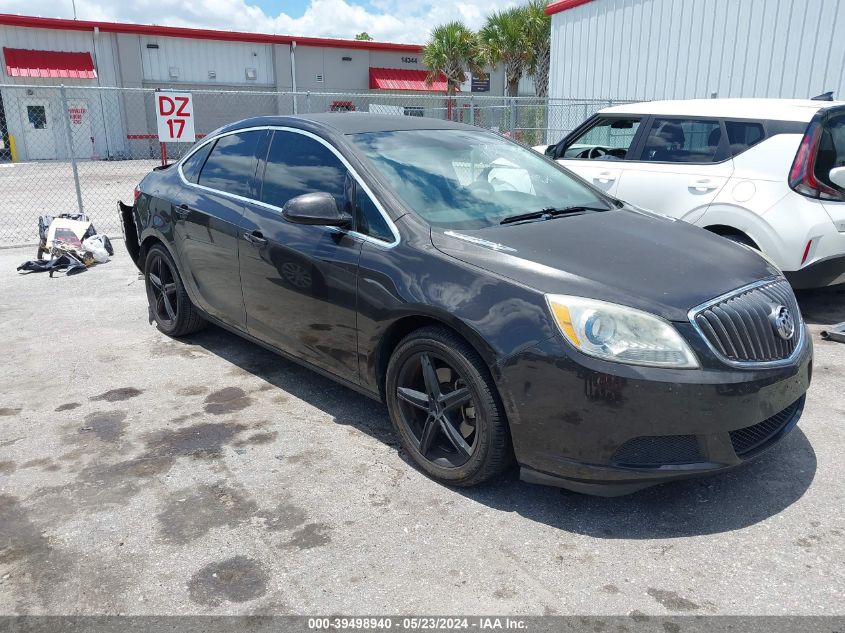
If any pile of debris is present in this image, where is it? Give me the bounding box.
[17,214,113,277]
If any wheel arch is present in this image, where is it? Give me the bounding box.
[138,231,179,271]
[137,231,204,310]
[698,203,787,267]
[374,312,498,402]
[702,224,760,248]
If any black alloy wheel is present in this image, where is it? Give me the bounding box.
[396,350,478,467]
[144,243,206,337]
[386,326,512,486]
[147,251,178,328]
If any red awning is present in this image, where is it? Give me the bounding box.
[3,47,97,79]
[369,67,447,92]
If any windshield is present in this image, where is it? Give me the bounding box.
[350,129,610,229]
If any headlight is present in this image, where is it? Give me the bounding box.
[546,295,699,369]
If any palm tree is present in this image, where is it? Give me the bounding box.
[524,0,551,98]
[423,21,483,97]
[479,7,528,98]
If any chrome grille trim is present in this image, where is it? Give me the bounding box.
[688,277,805,368]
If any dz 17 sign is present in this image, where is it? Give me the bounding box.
[156,92,195,143]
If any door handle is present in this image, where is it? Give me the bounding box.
[243,231,268,246]
[689,178,717,192]
[594,171,616,184]
[174,204,190,218]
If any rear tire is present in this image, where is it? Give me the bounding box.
[385,326,512,487]
[144,243,206,337]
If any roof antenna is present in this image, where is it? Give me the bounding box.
[811,91,834,101]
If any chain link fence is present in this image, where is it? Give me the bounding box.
[0,84,626,247]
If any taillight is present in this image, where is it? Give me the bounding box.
[789,121,843,200]
[133,186,140,201]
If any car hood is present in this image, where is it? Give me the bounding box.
[430,208,781,322]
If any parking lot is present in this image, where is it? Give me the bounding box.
[0,241,843,617]
[0,160,155,247]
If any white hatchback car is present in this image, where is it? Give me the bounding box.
[535,99,845,288]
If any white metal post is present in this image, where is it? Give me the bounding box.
[60,85,85,216]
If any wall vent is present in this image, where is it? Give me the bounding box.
[316,73,325,83]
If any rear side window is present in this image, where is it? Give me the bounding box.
[641,118,724,163]
[181,141,214,183]
[260,130,347,207]
[725,121,765,157]
[562,117,641,160]
[197,131,263,197]
[814,115,845,189]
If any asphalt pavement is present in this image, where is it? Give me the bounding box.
[0,242,843,617]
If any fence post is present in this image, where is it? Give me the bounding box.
[510,97,517,137]
[60,85,85,216]
[306,91,311,113]
[468,95,475,126]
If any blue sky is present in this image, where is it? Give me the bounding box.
[251,0,312,17]
[4,0,517,43]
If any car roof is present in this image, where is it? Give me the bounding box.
[600,98,845,122]
[221,112,478,135]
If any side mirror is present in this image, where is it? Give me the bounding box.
[829,167,845,190]
[544,144,556,158]
[282,192,351,227]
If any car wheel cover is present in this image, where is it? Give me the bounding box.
[147,253,179,327]
[395,351,479,469]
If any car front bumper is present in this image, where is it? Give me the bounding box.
[494,329,813,496]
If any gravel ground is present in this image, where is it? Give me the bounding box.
[0,241,843,617]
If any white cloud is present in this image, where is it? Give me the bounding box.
[3,0,519,43]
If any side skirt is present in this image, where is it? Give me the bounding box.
[197,311,384,404]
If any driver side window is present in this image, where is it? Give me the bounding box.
[561,117,641,161]
[260,130,347,208]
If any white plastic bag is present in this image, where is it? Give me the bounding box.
[82,234,110,263]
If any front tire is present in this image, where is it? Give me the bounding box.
[385,326,512,486]
[144,243,206,337]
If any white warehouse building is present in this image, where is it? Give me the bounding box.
[546,0,845,102]
[0,13,514,161]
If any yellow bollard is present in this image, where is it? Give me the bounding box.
[8,134,18,162]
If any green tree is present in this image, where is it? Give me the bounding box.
[422,21,483,96]
[355,32,373,40]
[479,7,528,97]
[524,0,551,97]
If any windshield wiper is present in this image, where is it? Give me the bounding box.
[499,205,608,225]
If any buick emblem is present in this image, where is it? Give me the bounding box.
[770,305,795,341]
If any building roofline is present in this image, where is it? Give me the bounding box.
[545,0,597,16]
[0,13,424,52]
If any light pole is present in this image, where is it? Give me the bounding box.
[71,0,77,19]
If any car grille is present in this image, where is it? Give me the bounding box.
[691,278,801,364]
[611,434,703,467]
[729,396,803,457]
